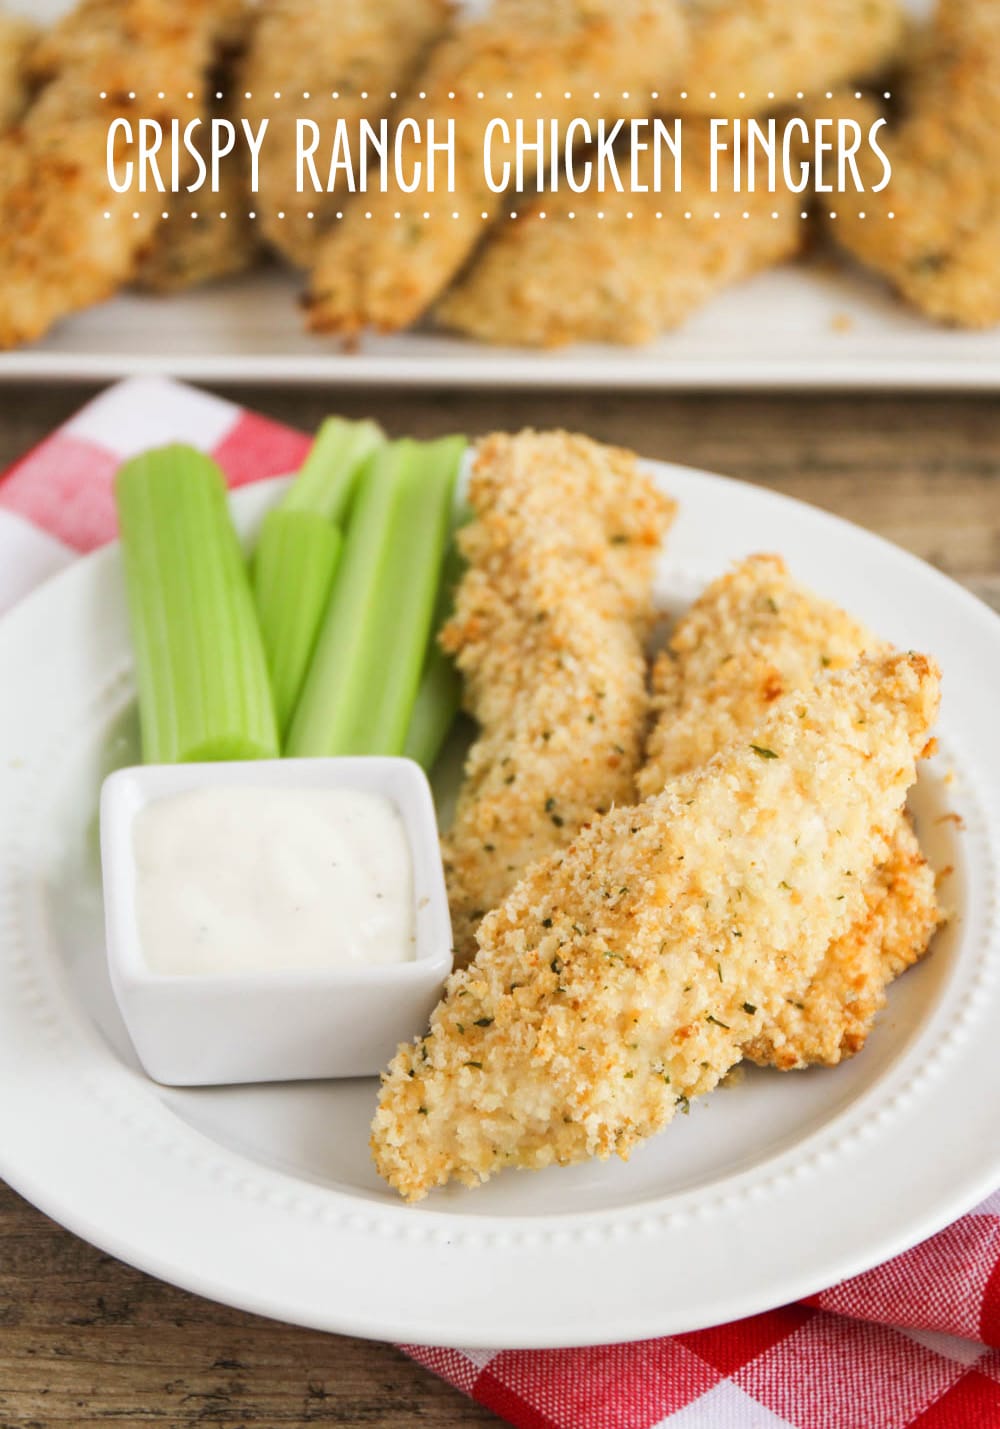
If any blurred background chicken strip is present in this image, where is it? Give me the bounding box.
[679,0,904,116]
[818,2,1000,328]
[132,163,259,294]
[134,13,259,294]
[306,0,688,335]
[640,554,941,1070]
[0,11,38,131]
[437,126,802,347]
[0,0,241,349]
[242,0,449,270]
[441,430,675,964]
[372,651,940,1201]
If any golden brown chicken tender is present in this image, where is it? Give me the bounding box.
[819,2,1000,328]
[441,430,675,965]
[0,12,38,131]
[306,0,688,336]
[0,0,241,348]
[680,0,905,116]
[640,554,942,1071]
[372,651,940,1201]
[132,169,259,293]
[134,30,259,295]
[242,0,448,269]
[743,818,940,1069]
[639,553,872,794]
[437,122,802,346]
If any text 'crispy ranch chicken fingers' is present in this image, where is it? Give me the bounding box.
[441,430,675,965]
[680,0,904,117]
[437,121,802,347]
[819,2,1000,328]
[242,0,448,269]
[641,554,941,1070]
[305,0,688,335]
[372,651,940,1200]
[0,0,242,349]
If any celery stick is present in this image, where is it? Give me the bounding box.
[280,416,384,521]
[402,537,466,772]
[401,629,462,772]
[252,509,342,738]
[252,417,384,738]
[286,435,466,758]
[115,445,279,764]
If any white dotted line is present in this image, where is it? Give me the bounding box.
[96,89,889,102]
[99,206,896,223]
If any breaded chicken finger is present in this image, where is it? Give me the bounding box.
[441,431,675,964]
[133,160,259,293]
[819,2,1000,328]
[0,12,39,130]
[306,0,688,335]
[438,123,802,347]
[640,554,941,1069]
[639,554,873,794]
[242,0,448,268]
[744,819,940,1068]
[134,15,259,293]
[0,0,240,349]
[372,651,940,1200]
[680,0,904,117]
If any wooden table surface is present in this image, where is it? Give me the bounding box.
[1,384,997,1429]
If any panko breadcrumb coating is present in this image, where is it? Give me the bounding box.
[0,12,38,131]
[242,0,448,269]
[441,431,675,965]
[0,0,242,349]
[437,123,802,347]
[819,2,1000,328]
[639,554,873,795]
[640,554,941,1069]
[744,818,940,1069]
[372,651,940,1201]
[680,0,905,117]
[306,0,688,335]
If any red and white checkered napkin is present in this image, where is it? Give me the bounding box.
[3,377,999,1429]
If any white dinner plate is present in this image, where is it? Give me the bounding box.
[1,464,998,1349]
[1,0,992,390]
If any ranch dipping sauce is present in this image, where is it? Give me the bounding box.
[132,786,415,976]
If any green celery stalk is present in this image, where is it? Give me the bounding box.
[279,416,384,522]
[402,530,467,772]
[252,417,386,739]
[252,509,342,737]
[286,435,466,758]
[115,445,279,764]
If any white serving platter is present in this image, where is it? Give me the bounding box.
[2,0,994,389]
[2,262,999,390]
[0,464,998,1349]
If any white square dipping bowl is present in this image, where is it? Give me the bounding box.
[99,757,453,1087]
